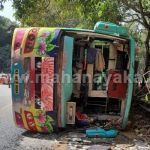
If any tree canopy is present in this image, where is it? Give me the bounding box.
[116,0,150,70]
[0,0,150,71]
[0,16,17,73]
[12,0,123,29]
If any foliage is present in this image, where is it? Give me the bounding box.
[12,0,122,29]
[118,0,150,71]
[13,0,82,27]
[0,16,17,73]
[0,0,7,10]
[0,44,11,73]
[76,0,123,28]
[2,0,150,71]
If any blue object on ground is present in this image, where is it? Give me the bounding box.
[86,128,118,138]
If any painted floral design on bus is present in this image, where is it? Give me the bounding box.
[36,31,56,56]
[24,110,37,131]
[15,112,24,128]
[24,28,39,54]
[41,57,54,111]
[35,110,54,133]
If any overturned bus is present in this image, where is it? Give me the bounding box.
[11,22,135,133]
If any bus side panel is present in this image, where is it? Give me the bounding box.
[122,38,135,128]
[61,36,74,127]
[11,28,60,133]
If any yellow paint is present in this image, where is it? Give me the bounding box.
[21,28,34,58]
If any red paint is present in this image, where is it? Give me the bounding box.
[24,110,37,131]
[14,29,26,51]
[15,112,24,128]
[41,57,54,111]
[108,70,127,99]
[29,57,35,102]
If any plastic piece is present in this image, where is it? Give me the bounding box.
[86,128,118,138]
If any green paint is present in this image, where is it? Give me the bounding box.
[35,110,54,133]
[45,115,54,133]
[45,32,56,52]
[94,21,128,37]
[122,37,135,129]
[61,36,74,127]
[33,28,56,57]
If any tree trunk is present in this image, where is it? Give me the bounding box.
[145,29,150,73]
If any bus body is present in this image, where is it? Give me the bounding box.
[11,22,135,133]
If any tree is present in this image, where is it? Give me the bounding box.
[0,16,17,73]
[13,0,82,27]
[75,0,123,28]
[0,0,7,10]
[117,0,150,72]
[74,0,150,72]
[12,0,122,29]
[3,0,150,72]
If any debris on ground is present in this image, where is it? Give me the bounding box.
[131,103,150,143]
[86,128,118,138]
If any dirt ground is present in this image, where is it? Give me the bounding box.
[13,105,150,150]
[1,85,149,150]
[13,128,149,150]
